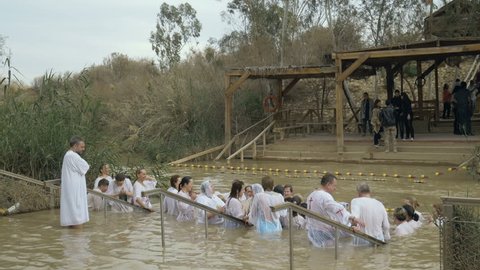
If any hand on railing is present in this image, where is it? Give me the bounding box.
[216,205,225,213]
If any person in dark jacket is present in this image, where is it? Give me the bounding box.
[380,100,397,153]
[360,92,374,136]
[391,90,402,139]
[401,92,414,141]
[453,81,472,135]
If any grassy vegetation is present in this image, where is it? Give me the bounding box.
[0,72,117,180]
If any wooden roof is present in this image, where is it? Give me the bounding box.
[225,65,336,79]
[335,38,480,68]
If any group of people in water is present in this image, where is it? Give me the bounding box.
[89,164,426,247]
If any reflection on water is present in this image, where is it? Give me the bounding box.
[1,161,478,269]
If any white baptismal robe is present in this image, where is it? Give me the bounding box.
[107,179,133,213]
[133,180,157,209]
[60,150,90,226]
[163,187,179,216]
[177,190,195,222]
[307,190,351,232]
[351,197,391,243]
[224,197,245,228]
[196,194,225,225]
[394,221,415,237]
[87,188,105,211]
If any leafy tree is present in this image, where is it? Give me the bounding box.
[356,0,426,46]
[149,3,202,69]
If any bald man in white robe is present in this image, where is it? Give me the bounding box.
[60,136,90,228]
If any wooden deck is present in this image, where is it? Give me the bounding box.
[243,133,479,166]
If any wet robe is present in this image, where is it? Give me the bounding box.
[60,150,90,226]
[306,190,352,247]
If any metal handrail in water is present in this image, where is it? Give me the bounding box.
[271,202,386,270]
[144,188,248,247]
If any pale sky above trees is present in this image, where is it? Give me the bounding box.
[1,0,449,85]
[1,0,228,84]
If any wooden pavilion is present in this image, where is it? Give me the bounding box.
[224,38,480,153]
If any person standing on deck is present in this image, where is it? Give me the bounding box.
[452,81,472,135]
[442,83,452,119]
[401,92,414,141]
[60,136,90,228]
[370,99,382,148]
[391,90,402,138]
[360,92,374,136]
[380,100,397,152]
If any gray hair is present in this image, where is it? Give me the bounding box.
[69,136,84,147]
[356,182,370,194]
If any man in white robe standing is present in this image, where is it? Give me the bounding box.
[350,182,390,245]
[60,136,90,228]
[306,173,361,247]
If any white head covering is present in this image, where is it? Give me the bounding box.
[251,183,264,195]
[200,180,214,198]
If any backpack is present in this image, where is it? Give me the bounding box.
[380,107,396,127]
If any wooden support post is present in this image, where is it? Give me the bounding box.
[386,65,394,101]
[276,79,283,121]
[224,75,232,145]
[335,57,345,153]
[435,66,440,121]
[400,65,404,93]
[252,141,257,159]
[417,61,424,116]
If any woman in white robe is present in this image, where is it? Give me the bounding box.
[60,137,90,227]
[93,164,113,189]
[195,180,225,225]
[133,169,157,211]
[393,207,415,237]
[248,184,282,234]
[163,175,180,216]
[177,176,195,222]
[224,180,246,229]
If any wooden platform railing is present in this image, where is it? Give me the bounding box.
[170,144,225,165]
[226,121,276,162]
[215,113,277,160]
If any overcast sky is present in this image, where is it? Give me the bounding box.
[1,0,231,85]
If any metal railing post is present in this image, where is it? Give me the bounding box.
[48,185,55,209]
[159,194,165,248]
[204,210,208,239]
[289,207,293,270]
[262,133,266,156]
[335,227,339,260]
[103,198,107,219]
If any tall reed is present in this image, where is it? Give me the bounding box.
[0,72,117,180]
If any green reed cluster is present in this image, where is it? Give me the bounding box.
[0,72,117,180]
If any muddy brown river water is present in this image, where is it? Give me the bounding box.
[1,160,479,269]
